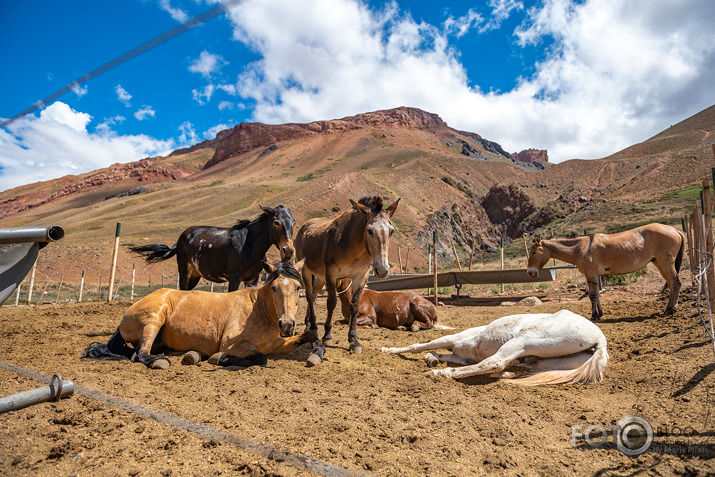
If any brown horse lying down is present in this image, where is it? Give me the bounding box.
[83,260,316,369]
[336,281,449,330]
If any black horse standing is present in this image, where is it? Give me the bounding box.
[129,205,295,291]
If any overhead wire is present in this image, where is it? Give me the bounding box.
[0,0,244,129]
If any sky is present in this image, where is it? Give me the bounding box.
[1,0,714,192]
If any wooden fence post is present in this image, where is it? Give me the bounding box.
[78,271,85,303]
[27,260,37,305]
[130,264,135,300]
[451,242,463,271]
[54,274,64,304]
[107,222,121,302]
[469,240,475,271]
[500,237,505,294]
[433,231,438,306]
[397,247,403,274]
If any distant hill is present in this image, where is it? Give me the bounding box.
[0,105,711,285]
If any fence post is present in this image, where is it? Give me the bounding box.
[451,242,462,271]
[469,240,475,271]
[54,274,64,304]
[27,260,37,305]
[15,281,21,306]
[397,247,403,274]
[107,223,121,302]
[500,237,505,294]
[131,263,135,300]
[433,231,438,306]
[78,271,85,303]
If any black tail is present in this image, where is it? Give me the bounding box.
[82,328,134,361]
[675,231,685,274]
[128,243,177,264]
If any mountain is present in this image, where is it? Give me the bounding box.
[0,105,711,283]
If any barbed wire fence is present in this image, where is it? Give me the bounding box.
[684,171,715,358]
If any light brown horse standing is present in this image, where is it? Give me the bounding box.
[83,260,316,368]
[527,223,685,320]
[295,196,399,364]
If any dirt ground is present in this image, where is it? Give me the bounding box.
[1,285,714,476]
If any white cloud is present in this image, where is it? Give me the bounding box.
[189,50,226,78]
[134,106,156,121]
[71,82,88,98]
[178,121,199,146]
[192,85,215,105]
[158,0,188,23]
[218,101,234,111]
[204,123,232,140]
[0,102,173,192]
[222,0,715,162]
[115,84,132,107]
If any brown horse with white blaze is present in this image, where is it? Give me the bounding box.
[83,260,316,368]
[295,196,399,364]
[527,223,685,320]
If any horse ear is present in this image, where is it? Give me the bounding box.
[533,236,542,245]
[386,198,400,217]
[294,257,306,275]
[259,205,276,215]
[262,260,277,274]
[350,199,371,217]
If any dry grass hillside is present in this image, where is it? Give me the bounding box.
[0,105,712,293]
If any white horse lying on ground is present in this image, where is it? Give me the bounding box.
[380,310,608,385]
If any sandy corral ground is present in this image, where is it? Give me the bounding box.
[0,286,714,476]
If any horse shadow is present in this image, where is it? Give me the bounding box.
[597,312,660,324]
[671,362,715,398]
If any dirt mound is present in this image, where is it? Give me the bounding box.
[1,289,713,475]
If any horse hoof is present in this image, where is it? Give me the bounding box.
[397,326,407,331]
[322,338,334,347]
[423,354,439,368]
[150,358,171,370]
[208,352,225,365]
[306,354,322,367]
[181,351,201,365]
[410,323,421,332]
[350,344,363,354]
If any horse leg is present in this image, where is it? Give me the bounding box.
[322,275,338,346]
[228,275,241,292]
[654,261,682,316]
[380,327,479,354]
[185,274,201,291]
[410,302,435,330]
[348,285,365,353]
[586,276,603,320]
[429,338,527,379]
[271,329,319,354]
[423,351,474,368]
[302,274,327,367]
[132,323,170,369]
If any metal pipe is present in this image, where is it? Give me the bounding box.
[0,374,74,413]
[0,226,64,244]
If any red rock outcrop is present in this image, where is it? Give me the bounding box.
[512,149,549,164]
[204,107,449,169]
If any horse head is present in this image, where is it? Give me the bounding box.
[526,235,549,278]
[260,205,296,261]
[350,196,400,279]
[262,258,305,337]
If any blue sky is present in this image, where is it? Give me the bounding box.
[1,0,714,191]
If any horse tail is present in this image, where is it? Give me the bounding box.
[128,244,177,264]
[506,336,609,386]
[82,328,134,361]
[675,230,685,274]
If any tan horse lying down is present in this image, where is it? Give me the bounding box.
[83,260,316,368]
[381,310,608,385]
[527,223,685,320]
[337,282,449,330]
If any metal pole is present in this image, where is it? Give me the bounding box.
[14,281,21,306]
[0,374,74,414]
[107,223,121,302]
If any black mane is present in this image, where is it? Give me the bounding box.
[357,196,384,212]
[265,261,304,286]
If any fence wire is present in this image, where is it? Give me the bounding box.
[685,246,715,346]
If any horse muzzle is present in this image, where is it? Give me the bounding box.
[278,318,296,337]
[280,242,295,261]
[373,264,390,279]
[527,267,539,278]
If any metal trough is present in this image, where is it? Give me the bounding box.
[0,225,64,303]
[0,374,74,414]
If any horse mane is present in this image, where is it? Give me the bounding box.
[265,261,304,286]
[232,205,289,230]
[357,196,384,212]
